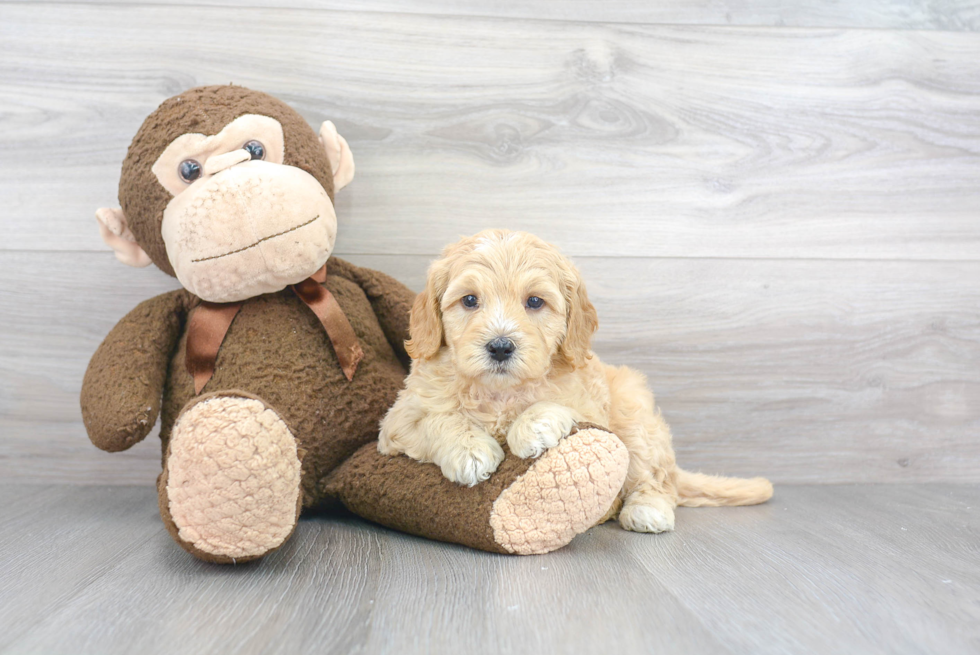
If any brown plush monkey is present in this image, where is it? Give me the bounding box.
[81,85,629,563]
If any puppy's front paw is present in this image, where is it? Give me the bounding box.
[506,402,578,459]
[437,433,505,487]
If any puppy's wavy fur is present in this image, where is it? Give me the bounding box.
[380,230,772,533]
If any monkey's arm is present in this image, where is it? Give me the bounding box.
[81,290,188,452]
[330,257,415,369]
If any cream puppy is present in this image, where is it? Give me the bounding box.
[379,230,772,533]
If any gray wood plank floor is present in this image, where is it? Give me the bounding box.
[1,484,976,655]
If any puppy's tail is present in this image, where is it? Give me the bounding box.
[675,469,774,507]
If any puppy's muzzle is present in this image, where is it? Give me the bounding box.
[486,337,516,362]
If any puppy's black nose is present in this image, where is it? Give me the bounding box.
[486,337,515,362]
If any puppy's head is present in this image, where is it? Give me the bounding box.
[407,230,598,386]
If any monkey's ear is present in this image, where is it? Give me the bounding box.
[318,120,355,192]
[95,207,152,268]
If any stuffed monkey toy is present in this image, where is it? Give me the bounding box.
[81,85,629,563]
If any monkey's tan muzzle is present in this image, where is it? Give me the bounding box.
[162,160,337,303]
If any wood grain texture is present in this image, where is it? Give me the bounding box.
[0,486,164,651]
[1,3,978,486]
[1,5,977,650]
[610,483,980,654]
[2,251,978,485]
[2,4,980,260]
[2,484,977,654]
[9,0,980,31]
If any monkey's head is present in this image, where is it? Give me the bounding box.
[96,85,355,303]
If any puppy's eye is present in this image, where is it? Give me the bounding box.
[178,159,202,183]
[526,296,545,309]
[461,295,479,309]
[243,140,265,160]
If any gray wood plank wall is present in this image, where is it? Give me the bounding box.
[1,2,978,485]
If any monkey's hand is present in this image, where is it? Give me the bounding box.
[81,290,187,452]
[328,258,416,370]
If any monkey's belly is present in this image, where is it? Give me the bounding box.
[160,280,406,506]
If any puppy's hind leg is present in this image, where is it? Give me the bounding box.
[620,488,677,533]
[618,431,678,534]
[604,365,680,534]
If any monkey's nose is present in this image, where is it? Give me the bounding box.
[486,337,516,362]
[204,149,251,176]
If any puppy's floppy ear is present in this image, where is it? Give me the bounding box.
[559,263,598,368]
[405,258,451,360]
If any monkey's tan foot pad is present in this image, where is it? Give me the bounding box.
[159,394,302,563]
[489,426,629,554]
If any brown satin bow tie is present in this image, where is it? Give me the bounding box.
[185,264,364,394]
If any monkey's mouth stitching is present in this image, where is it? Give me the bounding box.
[191,215,320,263]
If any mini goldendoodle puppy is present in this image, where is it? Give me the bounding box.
[379,230,772,533]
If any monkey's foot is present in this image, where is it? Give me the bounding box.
[324,424,627,555]
[159,393,302,563]
[489,425,629,554]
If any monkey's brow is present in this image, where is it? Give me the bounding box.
[191,215,320,263]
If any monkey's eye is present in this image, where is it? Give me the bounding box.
[526,296,545,309]
[461,295,479,309]
[243,140,265,160]
[178,159,202,183]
